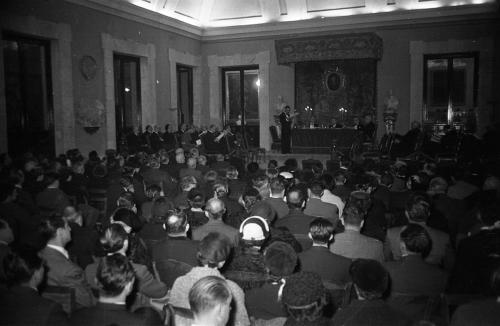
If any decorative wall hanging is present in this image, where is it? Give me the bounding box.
[275,33,383,64]
[76,98,105,134]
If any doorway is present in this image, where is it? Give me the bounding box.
[176,64,193,126]
[2,33,54,156]
[222,66,260,148]
[113,54,141,148]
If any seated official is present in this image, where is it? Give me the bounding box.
[189,276,233,326]
[299,218,351,286]
[39,214,95,308]
[330,206,385,262]
[0,248,68,326]
[71,254,163,326]
[385,223,448,295]
[332,259,411,326]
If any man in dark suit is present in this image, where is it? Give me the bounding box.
[192,198,239,247]
[265,178,288,220]
[71,254,162,326]
[299,218,351,286]
[152,210,199,269]
[0,249,68,326]
[279,105,293,154]
[304,181,339,224]
[39,215,95,308]
[385,224,447,295]
[275,187,315,235]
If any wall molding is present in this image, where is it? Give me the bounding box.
[207,51,271,150]
[101,33,156,149]
[168,49,202,128]
[0,13,74,154]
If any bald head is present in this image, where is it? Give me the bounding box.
[205,198,226,220]
[286,187,306,210]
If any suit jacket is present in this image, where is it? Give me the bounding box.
[265,197,289,220]
[332,299,411,326]
[39,246,95,308]
[151,236,200,267]
[385,222,452,267]
[85,258,168,299]
[385,255,447,295]
[245,282,286,320]
[274,209,315,235]
[299,246,351,285]
[331,229,385,262]
[304,197,339,222]
[192,219,239,247]
[70,302,162,326]
[0,285,68,326]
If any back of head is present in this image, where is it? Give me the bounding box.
[213,179,229,198]
[348,191,371,214]
[342,205,364,227]
[205,198,225,220]
[101,223,128,254]
[96,254,135,297]
[429,177,448,194]
[309,180,324,197]
[270,178,285,196]
[309,218,334,244]
[249,201,276,225]
[281,271,326,322]
[180,176,197,192]
[405,195,430,223]
[189,276,232,318]
[188,189,206,209]
[151,197,174,222]
[286,187,306,210]
[400,223,432,258]
[117,191,135,208]
[164,210,188,235]
[3,247,43,286]
[112,207,142,233]
[187,157,197,168]
[334,171,347,184]
[39,214,66,245]
[198,232,231,268]
[263,241,297,279]
[350,259,389,300]
[242,188,261,211]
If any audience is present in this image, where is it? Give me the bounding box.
[274,186,314,235]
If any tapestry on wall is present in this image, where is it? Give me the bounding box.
[294,59,377,126]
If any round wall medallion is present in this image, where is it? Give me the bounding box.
[324,71,345,92]
[80,55,97,81]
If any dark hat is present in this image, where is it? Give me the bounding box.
[263,241,297,277]
[281,271,324,308]
[350,259,389,295]
[249,201,276,224]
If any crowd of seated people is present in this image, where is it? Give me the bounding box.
[0,121,499,326]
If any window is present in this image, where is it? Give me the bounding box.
[176,64,193,125]
[423,53,478,126]
[2,33,54,155]
[222,66,259,147]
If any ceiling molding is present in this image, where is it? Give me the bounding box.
[63,0,498,42]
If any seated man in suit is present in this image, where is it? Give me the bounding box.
[71,254,163,326]
[265,178,288,220]
[304,181,339,224]
[385,195,453,269]
[189,276,233,326]
[299,218,351,286]
[332,259,410,326]
[0,248,68,326]
[152,210,199,281]
[330,205,385,262]
[39,214,95,308]
[192,198,239,248]
[275,187,315,235]
[385,223,447,295]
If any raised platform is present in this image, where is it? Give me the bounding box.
[264,151,331,169]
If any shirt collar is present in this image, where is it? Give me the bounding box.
[47,244,69,260]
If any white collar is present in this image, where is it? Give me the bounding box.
[191,207,204,212]
[47,244,69,260]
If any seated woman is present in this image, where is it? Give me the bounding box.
[85,223,168,310]
[169,232,250,326]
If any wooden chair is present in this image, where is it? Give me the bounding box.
[154,259,193,288]
[41,285,76,316]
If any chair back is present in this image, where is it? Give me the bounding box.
[41,285,76,316]
[154,259,193,288]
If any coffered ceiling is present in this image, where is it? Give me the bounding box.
[69,0,498,39]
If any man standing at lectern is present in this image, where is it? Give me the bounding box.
[280,105,293,154]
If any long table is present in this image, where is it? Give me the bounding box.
[291,128,364,154]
